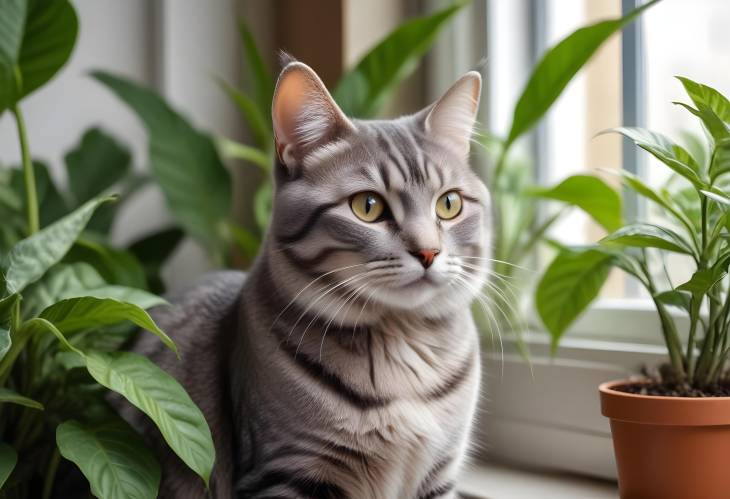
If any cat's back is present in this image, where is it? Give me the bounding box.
[125,270,246,498]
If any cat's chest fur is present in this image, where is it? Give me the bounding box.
[232,271,481,498]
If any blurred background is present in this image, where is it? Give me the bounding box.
[2,1,730,496]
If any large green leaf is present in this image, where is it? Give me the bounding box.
[601,223,693,254]
[505,0,658,147]
[0,442,17,489]
[57,419,160,499]
[92,72,232,261]
[39,297,175,354]
[529,174,622,231]
[0,0,78,112]
[65,127,131,205]
[605,127,704,188]
[4,196,114,294]
[0,387,43,409]
[334,2,466,118]
[85,351,214,486]
[536,247,615,348]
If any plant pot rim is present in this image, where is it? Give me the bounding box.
[600,379,730,426]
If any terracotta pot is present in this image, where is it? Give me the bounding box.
[600,380,730,499]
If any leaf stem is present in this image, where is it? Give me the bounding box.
[12,106,39,235]
[42,448,61,499]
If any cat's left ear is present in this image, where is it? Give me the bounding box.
[272,61,355,170]
[423,71,482,158]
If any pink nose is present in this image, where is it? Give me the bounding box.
[411,249,440,269]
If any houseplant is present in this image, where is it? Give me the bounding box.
[1,1,214,497]
[536,77,730,498]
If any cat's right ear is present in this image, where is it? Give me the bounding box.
[272,62,355,172]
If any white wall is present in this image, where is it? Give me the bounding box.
[0,0,244,291]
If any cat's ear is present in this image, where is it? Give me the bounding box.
[272,61,355,169]
[423,71,482,158]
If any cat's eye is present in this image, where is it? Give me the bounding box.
[435,191,463,220]
[350,192,386,222]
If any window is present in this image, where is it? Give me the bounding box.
[471,0,730,481]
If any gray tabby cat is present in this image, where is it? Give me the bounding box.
[125,60,490,499]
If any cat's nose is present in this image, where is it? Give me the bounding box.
[410,249,440,269]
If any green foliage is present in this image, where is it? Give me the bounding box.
[56,419,161,499]
[504,0,659,148]
[0,443,16,489]
[0,0,77,114]
[478,2,654,339]
[0,2,215,497]
[536,248,615,350]
[334,2,467,118]
[529,175,623,232]
[85,351,215,486]
[93,71,232,264]
[536,77,730,388]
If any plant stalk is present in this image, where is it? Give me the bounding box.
[42,448,61,499]
[12,106,39,235]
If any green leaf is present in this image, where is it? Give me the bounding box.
[506,0,658,147]
[228,222,260,260]
[39,297,176,355]
[604,127,704,188]
[654,290,691,313]
[334,2,466,117]
[536,247,615,349]
[0,0,78,112]
[0,327,9,363]
[529,174,622,231]
[85,351,214,486]
[0,387,43,410]
[676,76,730,123]
[57,419,160,499]
[66,237,147,290]
[237,21,274,120]
[92,71,232,261]
[673,101,730,143]
[601,223,692,254]
[127,227,183,294]
[217,136,271,171]
[254,180,273,233]
[701,188,730,206]
[216,78,271,150]
[0,442,17,489]
[678,268,726,298]
[65,127,131,205]
[22,263,162,318]
[4,196,115,294]
[10,161,70,227]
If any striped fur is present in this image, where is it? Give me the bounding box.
[125,62,490,498]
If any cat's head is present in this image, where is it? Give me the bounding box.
[266,61,490,318]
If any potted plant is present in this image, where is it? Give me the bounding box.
[536,77,730,499]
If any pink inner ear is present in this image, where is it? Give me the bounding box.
[273,70,312,148]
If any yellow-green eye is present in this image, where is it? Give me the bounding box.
[436,191,463,220]
[350,192,385,222]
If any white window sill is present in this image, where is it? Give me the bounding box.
[458,462,618,499]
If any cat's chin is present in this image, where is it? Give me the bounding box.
[372,278,474,312]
